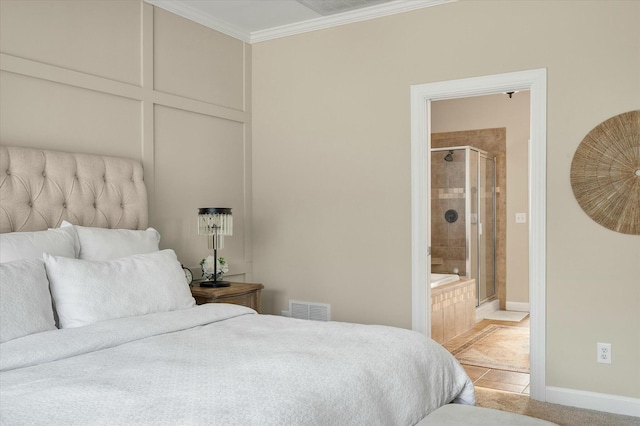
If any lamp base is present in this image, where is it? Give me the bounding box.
[200,280,231,288]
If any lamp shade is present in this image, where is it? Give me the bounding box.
[197,208,233,236]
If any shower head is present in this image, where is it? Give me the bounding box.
[444,150,454,162]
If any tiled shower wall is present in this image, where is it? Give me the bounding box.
[431,156,467,276]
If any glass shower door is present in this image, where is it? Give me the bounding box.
[478,154,496,303]
[468,149,479,302]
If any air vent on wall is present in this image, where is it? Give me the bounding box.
[289,300,331,321]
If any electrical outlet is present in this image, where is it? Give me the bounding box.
[597,342,612,364]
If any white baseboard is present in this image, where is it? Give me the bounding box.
[506,301,530,312]
[546,386,640,418]
[475,299,499,322]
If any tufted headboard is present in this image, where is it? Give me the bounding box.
[0,145,148,233]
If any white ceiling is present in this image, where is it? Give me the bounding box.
[144,0,453,44]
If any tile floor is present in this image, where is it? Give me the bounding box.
[443,315,531,395]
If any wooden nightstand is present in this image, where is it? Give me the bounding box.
[190,281,264,313]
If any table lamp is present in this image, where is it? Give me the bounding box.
[197,207,232,287]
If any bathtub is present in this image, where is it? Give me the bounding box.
[431,277,476,343]
[431,273,460,288]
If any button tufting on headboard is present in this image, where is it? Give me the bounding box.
[0,145,148,233]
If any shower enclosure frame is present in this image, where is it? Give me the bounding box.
[431,146,497,307]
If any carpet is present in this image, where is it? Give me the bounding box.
[451,325,530,373]
[475,388,640,426]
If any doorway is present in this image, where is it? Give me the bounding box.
[410,69,547,402]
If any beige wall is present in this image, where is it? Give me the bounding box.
[253,0,640,399]
[432,93,530,306]
[0,0,253,278]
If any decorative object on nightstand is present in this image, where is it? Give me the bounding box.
[200,256,228,282]
[181,264,193,285]
[197,207,233,287]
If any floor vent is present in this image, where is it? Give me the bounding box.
[289,300,331,321]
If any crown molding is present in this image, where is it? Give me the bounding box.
[250,0,454,43]
[144,0,251,43]
[145,0,455,44]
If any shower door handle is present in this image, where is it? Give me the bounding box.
[479,223,483,235]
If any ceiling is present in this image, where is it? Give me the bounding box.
[144,0,453,44]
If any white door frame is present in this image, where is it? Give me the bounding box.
[410,68,547,401]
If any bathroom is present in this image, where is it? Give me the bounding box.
[428,92,531,343]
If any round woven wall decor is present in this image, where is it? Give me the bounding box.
[570,110,640,235]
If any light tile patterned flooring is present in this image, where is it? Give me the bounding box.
[443,316,531,395]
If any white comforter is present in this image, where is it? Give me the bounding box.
[0,304,475,426]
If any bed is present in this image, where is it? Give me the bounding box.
[0,145,475,425]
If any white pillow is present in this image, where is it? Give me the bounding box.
[0,227,79,263]
[44,249,195,328]
[0,258,57,343]
[60,221,160,261]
